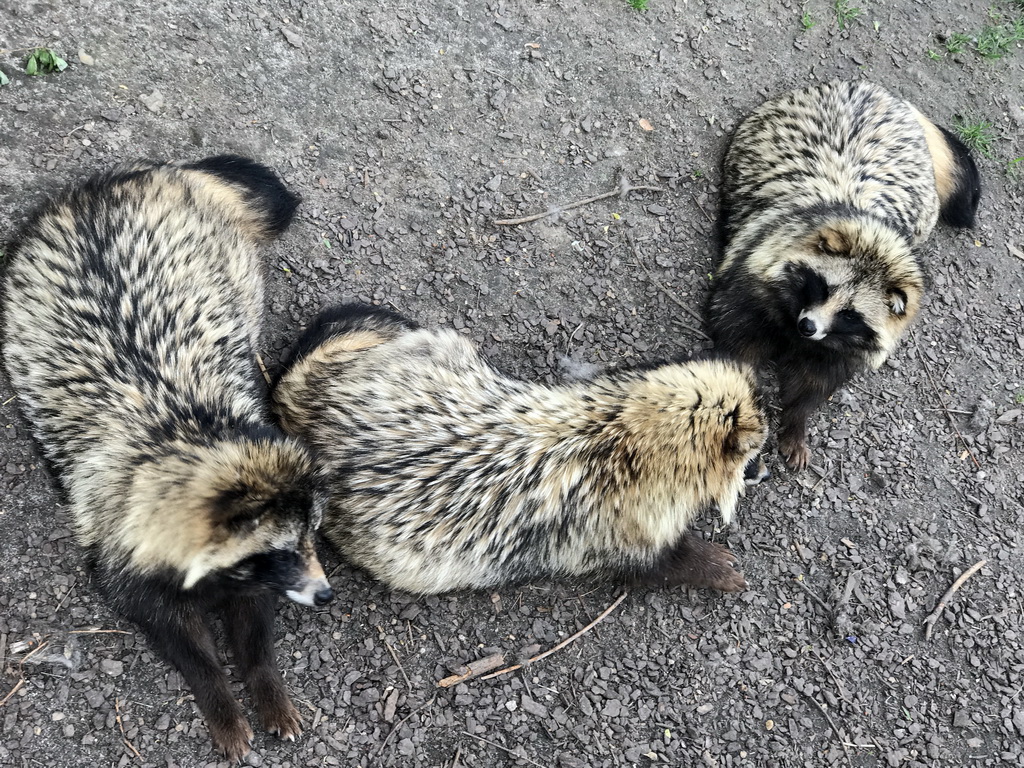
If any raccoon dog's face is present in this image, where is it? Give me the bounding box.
[776,221,923,362]
[213,483,333,607]
[176,443,333,606]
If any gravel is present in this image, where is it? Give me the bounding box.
[1,1,1022,766]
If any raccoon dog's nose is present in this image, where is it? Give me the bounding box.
[314,586,334,606]
[798,317,817,337]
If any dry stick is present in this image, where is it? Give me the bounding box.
[255,353,272,386]
[460,731,546,768]
[912,335,981,470]
[437,653,506,688]
[627,233,711,340]
[803,693,854,768]
[68,628,131,635]
[378,626,413,691]
[690,193,714,223]
[114,697,144,761]
[811,648,850,703]
[481,591,628,681]
[923,559,988,641]
[373,695,437,761]
[0,45,51,55]
[0,679,24,707]
[792,578,831,615]
[494,178,663,226]
[54,578,78,613]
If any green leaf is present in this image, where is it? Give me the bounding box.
[53,55,68,72]
[0,70,9,86]
[25,55,38,75]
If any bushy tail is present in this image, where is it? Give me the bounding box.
[182,154,300,238]
[933,125,982,228]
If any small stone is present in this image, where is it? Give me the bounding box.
[139,89,165,114]
[77,49,95,66]
[100,659,123,677]
[521,696,548,718]
[282,28,303,48]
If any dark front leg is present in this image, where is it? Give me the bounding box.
[111,586,253,761]
[628,533,746,592]
[777,358,841,471]
[222,593,302,742]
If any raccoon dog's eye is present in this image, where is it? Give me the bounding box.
[888,288,908,316]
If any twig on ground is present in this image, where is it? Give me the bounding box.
[378,626,413,691]
[912,334,980,470]
[460,731,546,768]
[690,193,714,223]
[792,577,832,615]
[626,232,711,340]
[54,578,78,613]
[68,629,131,635]
[0,45,51,55]
[255,353,272,386]
[811,648,850,702]
[437,653,506,688]
[451,745,461,768]
[923,559,988,641]
[374,695,437,761]
[494,177,662,226]
[481,591,628,681]
[114,697,144,761]
[811,465,837,493]
[0,679,24,707]
[803,693,853,768]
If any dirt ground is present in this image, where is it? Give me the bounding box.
[1,1,1023,766]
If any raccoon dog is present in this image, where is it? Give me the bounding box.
[272,304,768,595]
[2,156,333,761]
[707,80,981,470]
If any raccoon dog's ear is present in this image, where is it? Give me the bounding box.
[817,225,851,256]
[722,405,763,456]
[888,288,908,316]
[211,485,265,533]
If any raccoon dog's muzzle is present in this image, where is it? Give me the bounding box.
[285,539,334,606]
[797,308,829,341]
[743,455,770,486]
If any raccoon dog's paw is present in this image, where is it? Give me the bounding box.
[779,433,811,471]
[210,716,255,763]
[261,697,303,742]
[689,539,748,593]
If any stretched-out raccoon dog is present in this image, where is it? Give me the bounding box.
[272,304,769,596]
[706,80,981,470]
[2,156,333,761]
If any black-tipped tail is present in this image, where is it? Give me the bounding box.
[936,126,982,229]
[183,154,300,237]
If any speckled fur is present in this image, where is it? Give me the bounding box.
[273,304,768,595]
[1,156,331,761]
[707,80,981,469]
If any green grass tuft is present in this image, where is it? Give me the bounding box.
[627,0,649,11]
[834,0,862,30]
[945,32,973,53]
[954,118,996,159]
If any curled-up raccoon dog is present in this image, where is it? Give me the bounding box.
[2,156,333,761]
[272,304,768,596]
[707,80,981,470]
